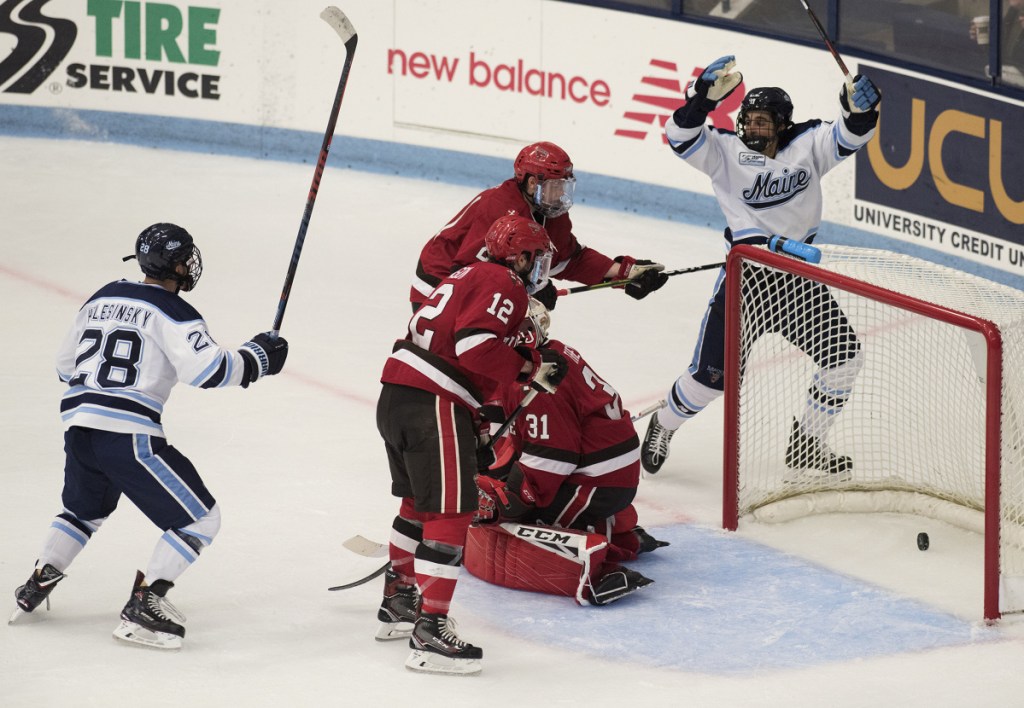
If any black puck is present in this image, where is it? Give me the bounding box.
[917,532,930,551]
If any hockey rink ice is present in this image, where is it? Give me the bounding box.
[3,135,1024,706]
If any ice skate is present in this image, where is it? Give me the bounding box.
[783,418,852,483]
[588,565,653,606]
[375,568,419,641]
[10,564,66,624]
[640,413,676,474]
[112,571,185,650]
[405,612,482,676]
[633,527,670,554]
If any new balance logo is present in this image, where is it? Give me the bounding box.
[614,59,745,142]
[0,0,77,94]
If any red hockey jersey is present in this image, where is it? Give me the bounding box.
[503,339,641,507]
[410,179,615,306]
[382,262,532,412]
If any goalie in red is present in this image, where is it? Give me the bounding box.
[375,214,568,676]
[468,298,668,605]
[409,141,669,312]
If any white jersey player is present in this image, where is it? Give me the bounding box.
[640,56,881,478]
[11,223,289,650]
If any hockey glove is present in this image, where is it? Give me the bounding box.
[524,347,568,394]
[475,472,537,523]
[532,280,559,311]
[840,74,881,113]
[687,55,743,112]
[239,332,289,386]
[612,257,669,300]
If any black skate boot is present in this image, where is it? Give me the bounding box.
[405,612,482,675]
[784,418,852,482]
[112,570,186,650]
[588,565,654,606]
[375,568,420,641]
[633,526,670,554]
[641,414,676,474]
[11,564,66,621]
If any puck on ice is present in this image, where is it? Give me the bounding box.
[917,532,930,550]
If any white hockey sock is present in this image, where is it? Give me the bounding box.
[38,511,104,571]
[798,355,863,439]
[145,505,221,583]
[660,373,722,430]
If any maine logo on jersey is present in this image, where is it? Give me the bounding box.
[742,167,811,209]
[614,58,744,142]
[0,0,222,100]
[0,0,77,94]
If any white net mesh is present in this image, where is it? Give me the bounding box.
[732,245,1024,615]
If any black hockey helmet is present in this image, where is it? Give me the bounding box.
[737,87,794,151]
[123,223,203,292]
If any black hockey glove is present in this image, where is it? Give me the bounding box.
[240,332,289,386]
[532,280,558,310]
[625,268,669,300]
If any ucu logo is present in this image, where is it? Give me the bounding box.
[741,168,810,210]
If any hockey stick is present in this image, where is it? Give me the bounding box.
[483,388,539,451]
[328,534,390,591]
[272,7,358,336]
[630,400,665,422]
[328,561,390,591]
[555,261,724,297]
[342,534,387,558]
[797,0,854,83]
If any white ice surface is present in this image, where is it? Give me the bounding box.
[3,137,1024,706]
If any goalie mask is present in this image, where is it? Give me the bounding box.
[484,214,554,291]
[516,297,551,349]
[514,141,576,218]
[736,87,793,153]
[124,222,203,292]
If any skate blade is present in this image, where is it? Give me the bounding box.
[8,607,28,625]
[405,649,482,676]
[112,620,182,650]
[374,621,414,641]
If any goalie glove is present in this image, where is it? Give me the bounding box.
[475,472,537,523]
[518,346,568,394]
[686,55,742,113]
[611,256,669,300]
[840,74,881,114]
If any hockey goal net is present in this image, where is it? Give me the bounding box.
[723,244,1024,620]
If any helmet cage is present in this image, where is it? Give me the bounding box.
[736,87,793,152]
[130,223,203,292]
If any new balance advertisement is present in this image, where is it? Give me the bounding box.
[856,65,1024,269]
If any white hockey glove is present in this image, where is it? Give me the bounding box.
[841,74,881,113]
[525,348,568,394]
[687,55,743,107]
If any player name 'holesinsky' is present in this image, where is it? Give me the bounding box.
[87,303,154,328]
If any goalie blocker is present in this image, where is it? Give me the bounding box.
[464,522,652,606]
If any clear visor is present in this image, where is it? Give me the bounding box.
[525,250,553,290]
[532,176,576,218]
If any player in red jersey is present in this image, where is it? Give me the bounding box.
[477,298,670,563]
[409,141,669,311]
[376,214,567,675]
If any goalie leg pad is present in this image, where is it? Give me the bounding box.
[464,522,609,604]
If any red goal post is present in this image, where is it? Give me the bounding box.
[722,244,1024,621]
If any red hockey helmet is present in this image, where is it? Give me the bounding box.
[484,214,554,289]
[513,141,573,183]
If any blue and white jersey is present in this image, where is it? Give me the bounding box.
[666,107,876,248]
[56,280,251,436]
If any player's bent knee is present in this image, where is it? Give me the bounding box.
[173,504,222,553]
